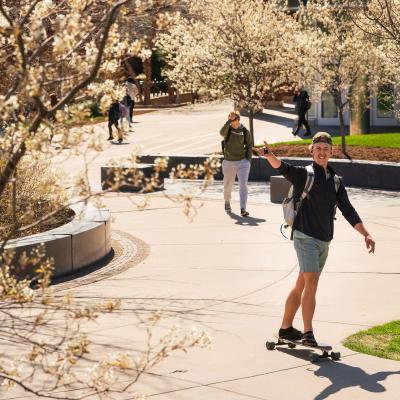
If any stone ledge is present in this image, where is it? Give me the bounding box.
[139,155,400,191]
[101,163,164,192]
[5,203,111,279]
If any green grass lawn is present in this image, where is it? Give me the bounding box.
[343,320,400,361]
[270,133,400,148]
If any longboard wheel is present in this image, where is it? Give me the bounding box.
[288,343,296,349]
[330,351,341,361]
[266,341,275,350]
[309,353,320,363]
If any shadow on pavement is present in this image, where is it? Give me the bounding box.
[51,249,115,286]
[227,212,266,226]
[241,108,295,126]
[276,347,400,400]
[313,363,400,400]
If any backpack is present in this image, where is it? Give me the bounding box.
[221,126,248,157]
[119,102,128,118]
[282,165,340,230]
[305,99,312,110]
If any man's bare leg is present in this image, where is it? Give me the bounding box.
[301,272,320,332]
[281,273,305,329]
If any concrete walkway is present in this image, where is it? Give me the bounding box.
[52,101,302,192]
[56,182,399,400]
[28,102,399,399]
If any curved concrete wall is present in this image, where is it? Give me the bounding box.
[140,155,400,191]
[5,203,111,279]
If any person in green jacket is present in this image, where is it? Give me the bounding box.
[220,111,253,216]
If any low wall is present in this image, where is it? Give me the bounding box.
[137,93,193,107]
[101,163,164,192]
[5,203,111,280]
[140,155,400,191]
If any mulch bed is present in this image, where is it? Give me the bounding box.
[269,145,400,163]
[3,208,76,241]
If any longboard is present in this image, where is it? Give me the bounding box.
[266,333,341,363]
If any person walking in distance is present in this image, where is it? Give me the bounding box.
[126,77,139,123]
[119,99,130,131]
[220,111,253,216]
[256,132,375,345]
[293,89,312,137]
[107,99,123,143]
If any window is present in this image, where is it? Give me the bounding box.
[321,92,338,118]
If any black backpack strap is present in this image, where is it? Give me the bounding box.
[226,127,232,143]
[291,164,314,240]
[242,127,248,145]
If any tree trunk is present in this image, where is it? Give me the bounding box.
[248,109,255,143]
[124,59,137,81]
[143,58,152,105]
[338,107,352,161]
[350,74,370,135]
[333,90,351,160]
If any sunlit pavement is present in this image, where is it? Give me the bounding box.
[27,102,400,400]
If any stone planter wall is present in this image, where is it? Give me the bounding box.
[5,203,111,279]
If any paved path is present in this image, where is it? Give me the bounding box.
[72,185,400,399]
[52,101,301,192]
[21,102,397,399]
[10,180,400,400]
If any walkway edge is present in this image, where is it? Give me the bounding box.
[139,155,400,191]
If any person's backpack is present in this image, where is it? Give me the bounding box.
[221,127,247,157]
[282,165,340,229]
[119,102,128,118]
[305,99,312,110]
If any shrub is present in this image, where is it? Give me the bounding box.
[0,158,74,241]
[89,101,103,118]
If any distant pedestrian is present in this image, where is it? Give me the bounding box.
[108,99,123,143]
[50,93,58,109]
[119,100,130,131]
[293,89,312,137]
[122,95,132,128]
[220,111,253,217]
[49,93,58,142]
[126,78,139,123]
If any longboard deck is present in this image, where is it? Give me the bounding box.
[273,333,332,350]
[266,334,341,362]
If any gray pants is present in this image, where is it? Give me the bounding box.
[222,159,251,209]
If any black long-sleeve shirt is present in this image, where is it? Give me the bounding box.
[108,101,120,122]
[277,161,362,242]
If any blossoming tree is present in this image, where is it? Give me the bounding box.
[347,0,400,108]
[297,0,383,157]
[0,1,215,397]
[158,0,301,138]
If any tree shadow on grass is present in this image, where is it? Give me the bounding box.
[276,347,400,400]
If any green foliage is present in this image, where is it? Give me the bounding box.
[89,101,103,118]
[343,321,400,361]
[270,133,400,148]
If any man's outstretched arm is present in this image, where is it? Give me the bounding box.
[354,222,376,254]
